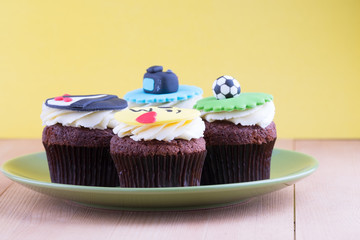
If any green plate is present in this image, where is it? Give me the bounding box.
[1,149,318,211]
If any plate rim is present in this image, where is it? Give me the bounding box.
[1,148,319,194]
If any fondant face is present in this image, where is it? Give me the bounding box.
[114,106,200,126]
[45,94,128,111]
[143,66,179,94]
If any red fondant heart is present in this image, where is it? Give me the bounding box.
[136,111,157,124]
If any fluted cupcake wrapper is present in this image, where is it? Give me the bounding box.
[43,144,120,187]
[111,151,207,188]
[201,140,276,185]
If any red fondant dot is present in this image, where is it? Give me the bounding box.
[63,97,72,102]
[54,96,63,101]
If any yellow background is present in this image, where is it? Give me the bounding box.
[0,0,359,139]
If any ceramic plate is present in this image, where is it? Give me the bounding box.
[1,149,318,211]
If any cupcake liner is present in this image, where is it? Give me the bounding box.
[201,139,276,185]
[111,151,206,188]
[43,144,119,187]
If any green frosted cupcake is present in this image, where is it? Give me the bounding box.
[194,76,277,185]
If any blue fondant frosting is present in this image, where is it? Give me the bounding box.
[124,85,203,104]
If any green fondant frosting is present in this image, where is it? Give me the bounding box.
[193,92,273,112]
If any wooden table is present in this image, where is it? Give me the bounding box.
[0,139,359,239]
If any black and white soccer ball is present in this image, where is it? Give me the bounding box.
[212,75,241,100]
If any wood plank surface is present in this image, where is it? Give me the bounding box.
[294,140,360,240]
[0,139,295,240]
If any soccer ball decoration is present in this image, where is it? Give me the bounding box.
[212,75,241,100]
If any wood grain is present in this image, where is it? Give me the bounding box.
[0,139,295,240]
[295,140,360,240]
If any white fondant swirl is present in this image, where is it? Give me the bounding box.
[41,104,118,129]
[127,95,202,109]
[201,101,275,128]
[113,117,205,141]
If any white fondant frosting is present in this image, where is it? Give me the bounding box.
[41,104,119,130]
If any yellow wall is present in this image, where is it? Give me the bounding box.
[0,0,359,139]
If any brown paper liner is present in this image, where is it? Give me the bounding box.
[111,151,207,188]
[201,139,276,185]
[43,144,119,187]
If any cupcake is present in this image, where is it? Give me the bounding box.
[110,106,206,188]
[124,65,203,109]
[41,94,128,186]
[193,76,277,185]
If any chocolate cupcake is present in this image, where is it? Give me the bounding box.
[110,106,206,188]
[41,94,127,186]
[193,76,277,185]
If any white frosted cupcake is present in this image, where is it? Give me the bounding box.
[41,94,128,186]
[194,76,277,185]
[110,106,206,188]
